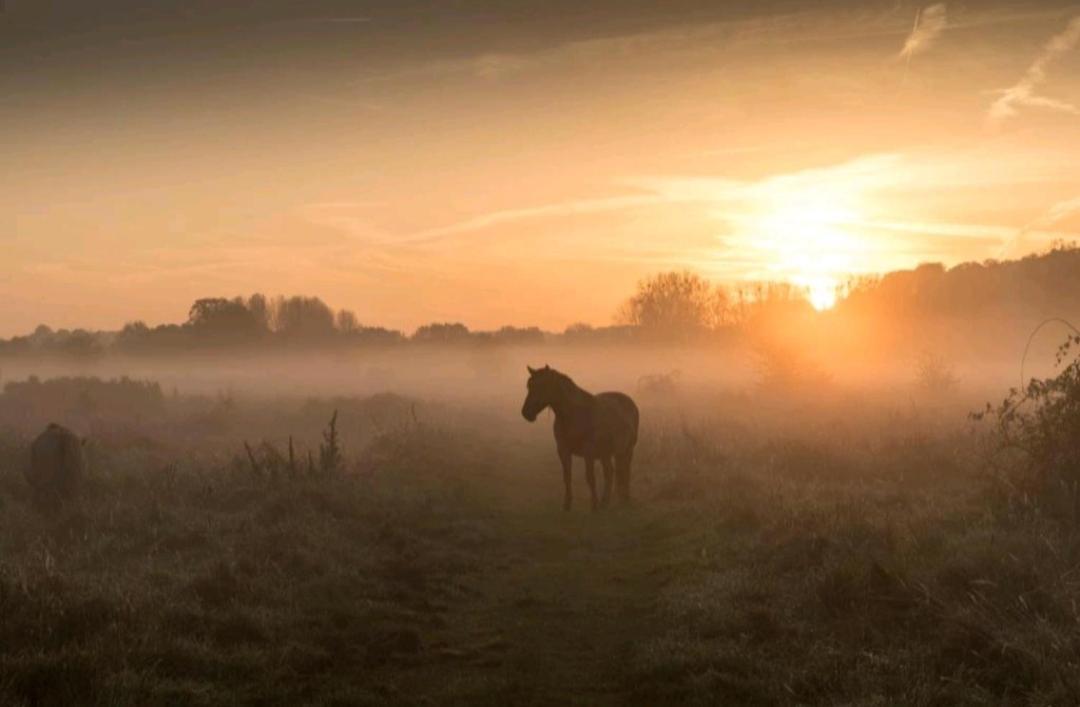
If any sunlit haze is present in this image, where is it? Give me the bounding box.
[5,1,1080,334]
[9,5,1080,703]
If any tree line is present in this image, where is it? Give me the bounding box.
[0,293,566,359]
[4,244,1080,359]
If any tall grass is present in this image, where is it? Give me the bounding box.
[1,373,1079,704]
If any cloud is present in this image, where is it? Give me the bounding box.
[399,194,671,245]
[296,152,1078,290]
[355,8,906,86]
[399,154,904,248]
[1001,195,1080,256]
[988,16,1080,126]
[1042,196,1080,225]
[862,219,1016,241]
[348,3,1061,89]
[898,4,948,60]
[630,153,903,206]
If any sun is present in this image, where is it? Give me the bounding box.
[742,183,864,310]
[806,279,839,311]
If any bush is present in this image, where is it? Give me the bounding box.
[976,334,1080,522]
[913,350,959,394]
[753,340,831,392]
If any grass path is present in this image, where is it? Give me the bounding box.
[393,454,703,705]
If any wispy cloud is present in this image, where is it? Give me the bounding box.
[399,195,671,245]
[349,4,1058,88]
[988,16,1080,126]
[394,154,923,251]
[356,9,903,85]
[298,152,1078,291]
[898,4,947,61]
[861,219,1016,241]
[1001,195,1080,256]
[630,153,903,206]
[1041,196,1080,226]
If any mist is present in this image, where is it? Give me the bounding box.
[7,1,1080,703]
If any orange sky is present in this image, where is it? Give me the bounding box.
[4,1,1080,335]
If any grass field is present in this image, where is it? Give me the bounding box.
[2,382,1080,706]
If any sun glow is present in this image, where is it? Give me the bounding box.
[727,178,872,311]
[806,278,839,311]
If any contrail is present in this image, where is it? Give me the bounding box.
[899,4,947,63]
[902,7,921,83]
[988,15,1080,126]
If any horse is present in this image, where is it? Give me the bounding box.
[27,423,87,505]
[521,365,639,511]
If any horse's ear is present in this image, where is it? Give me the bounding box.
[527,365,537,375]
[543,364,551,371]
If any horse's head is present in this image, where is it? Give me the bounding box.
[522,365,558,422]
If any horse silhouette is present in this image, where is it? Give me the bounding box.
[27,422,86,505]
[521,365,639,510]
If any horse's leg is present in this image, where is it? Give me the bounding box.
[585,457,598,511]
[600,456,614,508]
[615,448,634,504]
[559,447,572,511]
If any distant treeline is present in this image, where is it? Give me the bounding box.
[0,293,638,359]
[3,245,1080,359]
[839,245,1080,320]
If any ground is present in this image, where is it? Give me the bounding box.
[2,392,1080,705]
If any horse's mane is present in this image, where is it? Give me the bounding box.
[547,368,592,403]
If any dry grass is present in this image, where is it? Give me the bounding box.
[1,378,1079,705]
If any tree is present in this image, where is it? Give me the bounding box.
[336,309,359,334]
[116,321,151,353]
[412,322,471,343]
[187,297,267,344]
[247,294,271,332]
[56,329,104,359]
[730,281,812,328]
[617,271,729,338]
[271,296,336,341]
[29,325,54,348]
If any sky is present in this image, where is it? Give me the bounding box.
[4,0,1080,334]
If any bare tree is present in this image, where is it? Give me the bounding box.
[617,271,729,339]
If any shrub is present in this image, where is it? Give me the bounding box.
[913,350,959,394]
[753,340,830,391]
[975,334,1080,522]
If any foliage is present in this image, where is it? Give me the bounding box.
[839,244,1080,326]
[729,280,812,327]
[188,297,267,342]
[753,339,830,391]
[617,271,730,338]
[272,295,337,340]
[913,350,959,394]
[976,334,1080,521]
[335,308,359,333]
[411,322,472,343]
[8,246,1080,357]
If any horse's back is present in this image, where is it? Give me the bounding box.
[596,391,639,447]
